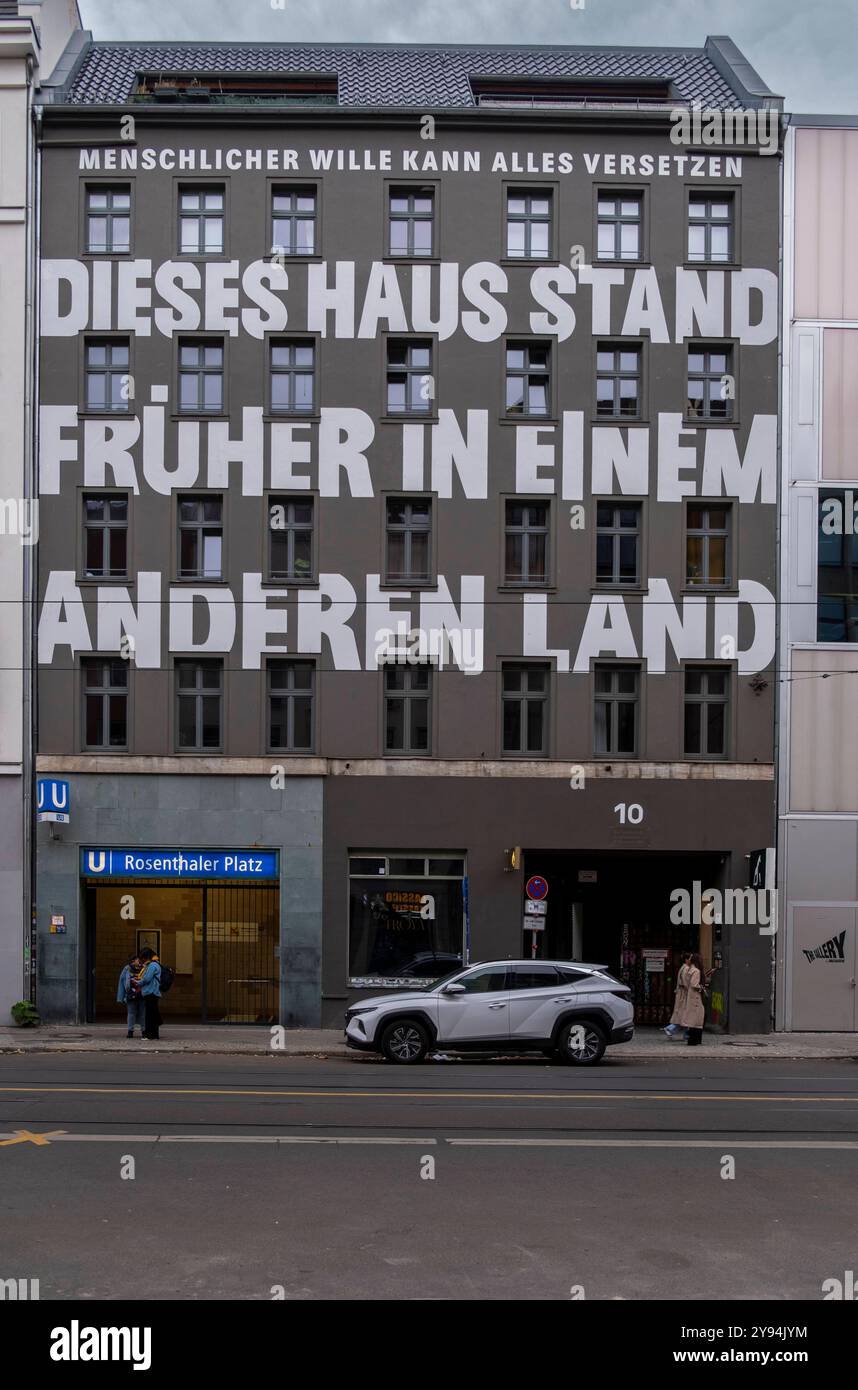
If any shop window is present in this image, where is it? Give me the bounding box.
[348,853,465,986]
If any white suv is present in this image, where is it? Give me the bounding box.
[344,959,634,1066]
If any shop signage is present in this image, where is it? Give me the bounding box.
[643,948,669,973]
[38,779,70,824]
[80,848,279,880]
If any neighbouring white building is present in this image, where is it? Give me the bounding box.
[778,115,858,1031]
[0,0,80,1020]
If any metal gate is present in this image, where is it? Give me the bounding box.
[203,882,280,1023]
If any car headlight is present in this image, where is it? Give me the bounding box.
[347,1005,378,1017]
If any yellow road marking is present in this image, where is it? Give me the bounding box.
[0,1085,856,1103]
[0,1128,66,1147]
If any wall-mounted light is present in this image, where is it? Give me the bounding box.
[503,847,522,873]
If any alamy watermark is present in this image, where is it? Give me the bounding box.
[670,103,779,157]
[669,881,777,936]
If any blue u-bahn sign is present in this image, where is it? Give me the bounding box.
[80,848,279,880]
[38,779,70,824]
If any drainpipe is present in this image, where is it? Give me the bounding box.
[23,68,39,1004]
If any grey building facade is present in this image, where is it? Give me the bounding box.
[35,36,782,1030]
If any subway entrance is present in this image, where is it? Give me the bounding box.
[84,879,280,1024]
[522,851,725,1027]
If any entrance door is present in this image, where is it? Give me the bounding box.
[88,879,279,1024]
[791,907,857,1031]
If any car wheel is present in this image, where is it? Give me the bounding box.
[380,1019,430,1064]
[557,1020,607,1066]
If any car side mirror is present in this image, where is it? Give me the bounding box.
[442,982,466,995]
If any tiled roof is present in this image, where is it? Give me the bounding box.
[62,41,747,108]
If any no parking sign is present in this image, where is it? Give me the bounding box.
[526,875,548,902]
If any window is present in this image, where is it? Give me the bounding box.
[82,660,128,750]
[686,504,731,588]
[176,660,222,750]
[596,502,640,585]
[347,854,465,985]
[268,660,314,752]
[86,186,131,253]
[687,345,733,421]
[178,341,224,413]
[178,495,223,579]
[594,666,639,756]
[510,964,561,989]
[268,497,314,582]
[385,498,432,583]
[85,340,130,413]
[384,664,430,754]
[596,345,642,419]
[83,495,128,579]
[179,187,224,254]
[271,187,317,256]
[270,340,315,414]
[505,501,549,584]
[597,194,642,261]
[506,190,552,259]
[688,194,734,263]
[502,663,549,756]
[389,187,434,257]
[684,667,729,758]
[506,342,550,417]
[457,965,509,992]
[817,490,858,640]
[386,340,432,415]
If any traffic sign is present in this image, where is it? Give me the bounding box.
[525,875,548,901]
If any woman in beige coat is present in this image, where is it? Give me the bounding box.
[667,953,706,1045]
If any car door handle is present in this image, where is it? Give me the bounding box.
[487,1002,507,1009]
[553,997,573,1003]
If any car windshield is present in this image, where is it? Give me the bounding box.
[420,966,472,992]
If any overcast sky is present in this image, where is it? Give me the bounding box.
[76,0,857,115]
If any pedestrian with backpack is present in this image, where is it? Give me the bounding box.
[136,946,170,1040]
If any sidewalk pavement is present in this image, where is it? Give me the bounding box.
[1,1024,857,1060]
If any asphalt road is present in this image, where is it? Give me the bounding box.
[1,1051,857,1301]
